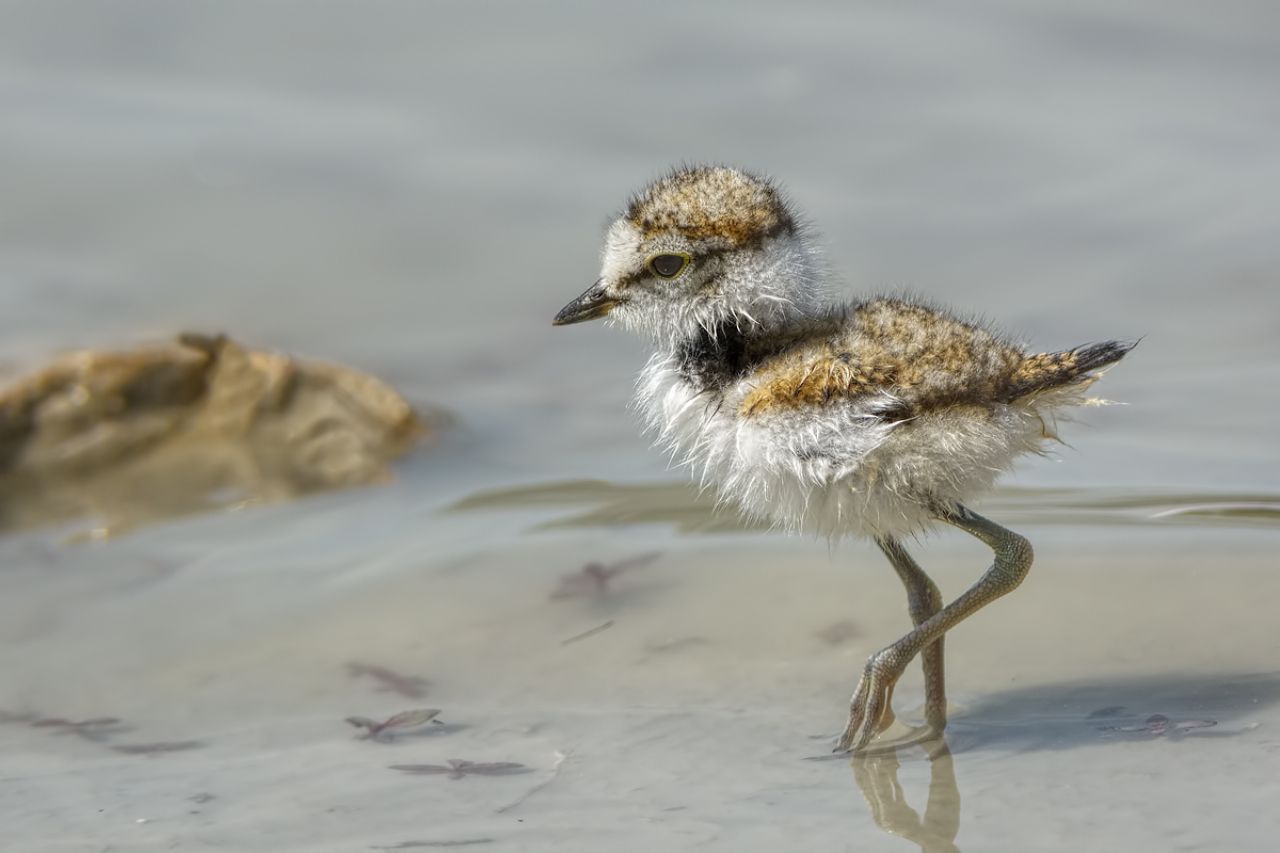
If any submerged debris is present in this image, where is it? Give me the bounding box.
[29,717,129,741]
[346,662,431,699]
[1097,713,1218,738]
[346,709,443,741]
[560,620,614,646]
[389,760,529,779]
[1086,705,1127,719]
[111,740,206,755]
[369,841,494,850]
[644,636,711,655]
[550,552,661,599]
[9,710,208,752]
[111,737,206,753]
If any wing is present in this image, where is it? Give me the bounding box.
[738,352,900,418]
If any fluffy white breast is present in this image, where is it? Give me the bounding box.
[636,354,899,537]
[635,355,1070,539]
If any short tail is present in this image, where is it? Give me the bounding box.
[1004,340,1136,401]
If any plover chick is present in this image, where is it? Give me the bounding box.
[553,165,1132,753]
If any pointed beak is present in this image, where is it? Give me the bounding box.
[553,279,617,326]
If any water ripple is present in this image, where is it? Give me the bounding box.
[450,479,1280,533]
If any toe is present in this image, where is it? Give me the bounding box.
[836,654,906,753]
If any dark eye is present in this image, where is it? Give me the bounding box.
[648,253,690,278]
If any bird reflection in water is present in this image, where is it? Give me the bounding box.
[850,735,961,853]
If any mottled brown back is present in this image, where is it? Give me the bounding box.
[736,298,1132,418]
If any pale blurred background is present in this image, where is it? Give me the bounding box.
[3,0,1278,494]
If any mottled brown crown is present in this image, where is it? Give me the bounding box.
[625,166,796,248]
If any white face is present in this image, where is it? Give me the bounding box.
[599,220,723,342]
[588,219,823,348]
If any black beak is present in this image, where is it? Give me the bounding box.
[553,279,617,326]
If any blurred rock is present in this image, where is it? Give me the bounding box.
[0,333,430,537]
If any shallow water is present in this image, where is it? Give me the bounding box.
[2,2,1279,851]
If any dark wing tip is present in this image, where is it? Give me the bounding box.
[1073,339,1139,374]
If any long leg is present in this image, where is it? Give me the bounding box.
[837,504,1033,752]
[876,536,947,732]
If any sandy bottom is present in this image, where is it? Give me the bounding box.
[2,486,1278,852]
